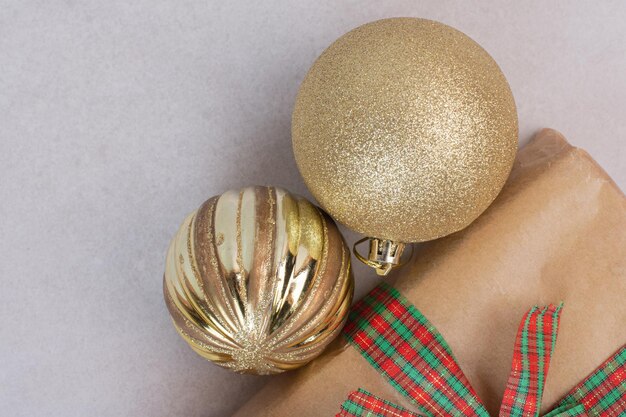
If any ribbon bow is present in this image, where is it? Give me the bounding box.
[337,283,625,417]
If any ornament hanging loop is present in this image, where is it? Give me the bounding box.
[353,237,412,276]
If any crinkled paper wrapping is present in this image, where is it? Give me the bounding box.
[232,129,626,416]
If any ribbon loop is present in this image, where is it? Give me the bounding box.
[343,283,489,417]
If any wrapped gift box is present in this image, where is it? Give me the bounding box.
[232,129,626,416]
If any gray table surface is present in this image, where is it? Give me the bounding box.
[1,1,625,416]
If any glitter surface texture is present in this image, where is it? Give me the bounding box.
[163,186,354,374]
[292,18,518,243]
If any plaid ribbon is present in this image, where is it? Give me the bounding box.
[499,304,563,417]
[337,389,424,417]
[545,346,626,417]
[338,283,626,417]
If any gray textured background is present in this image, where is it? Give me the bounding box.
[1,1,625,416]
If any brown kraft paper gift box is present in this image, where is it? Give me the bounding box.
[232,129,626,417]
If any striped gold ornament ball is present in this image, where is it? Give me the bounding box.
[163,186,354,374]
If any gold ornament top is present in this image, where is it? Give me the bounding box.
[292,18,518,245]
[163,186,353,374]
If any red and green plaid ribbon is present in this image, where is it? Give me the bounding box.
[499,304,562,417]
[337,389,424,417]
[342,283,489,417]
[545,346,626,417]
[338,282,626,417]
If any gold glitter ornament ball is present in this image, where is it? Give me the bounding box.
[292,18,518,261]
[163,186,353,374]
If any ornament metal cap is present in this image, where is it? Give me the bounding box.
[353,237,411,276]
